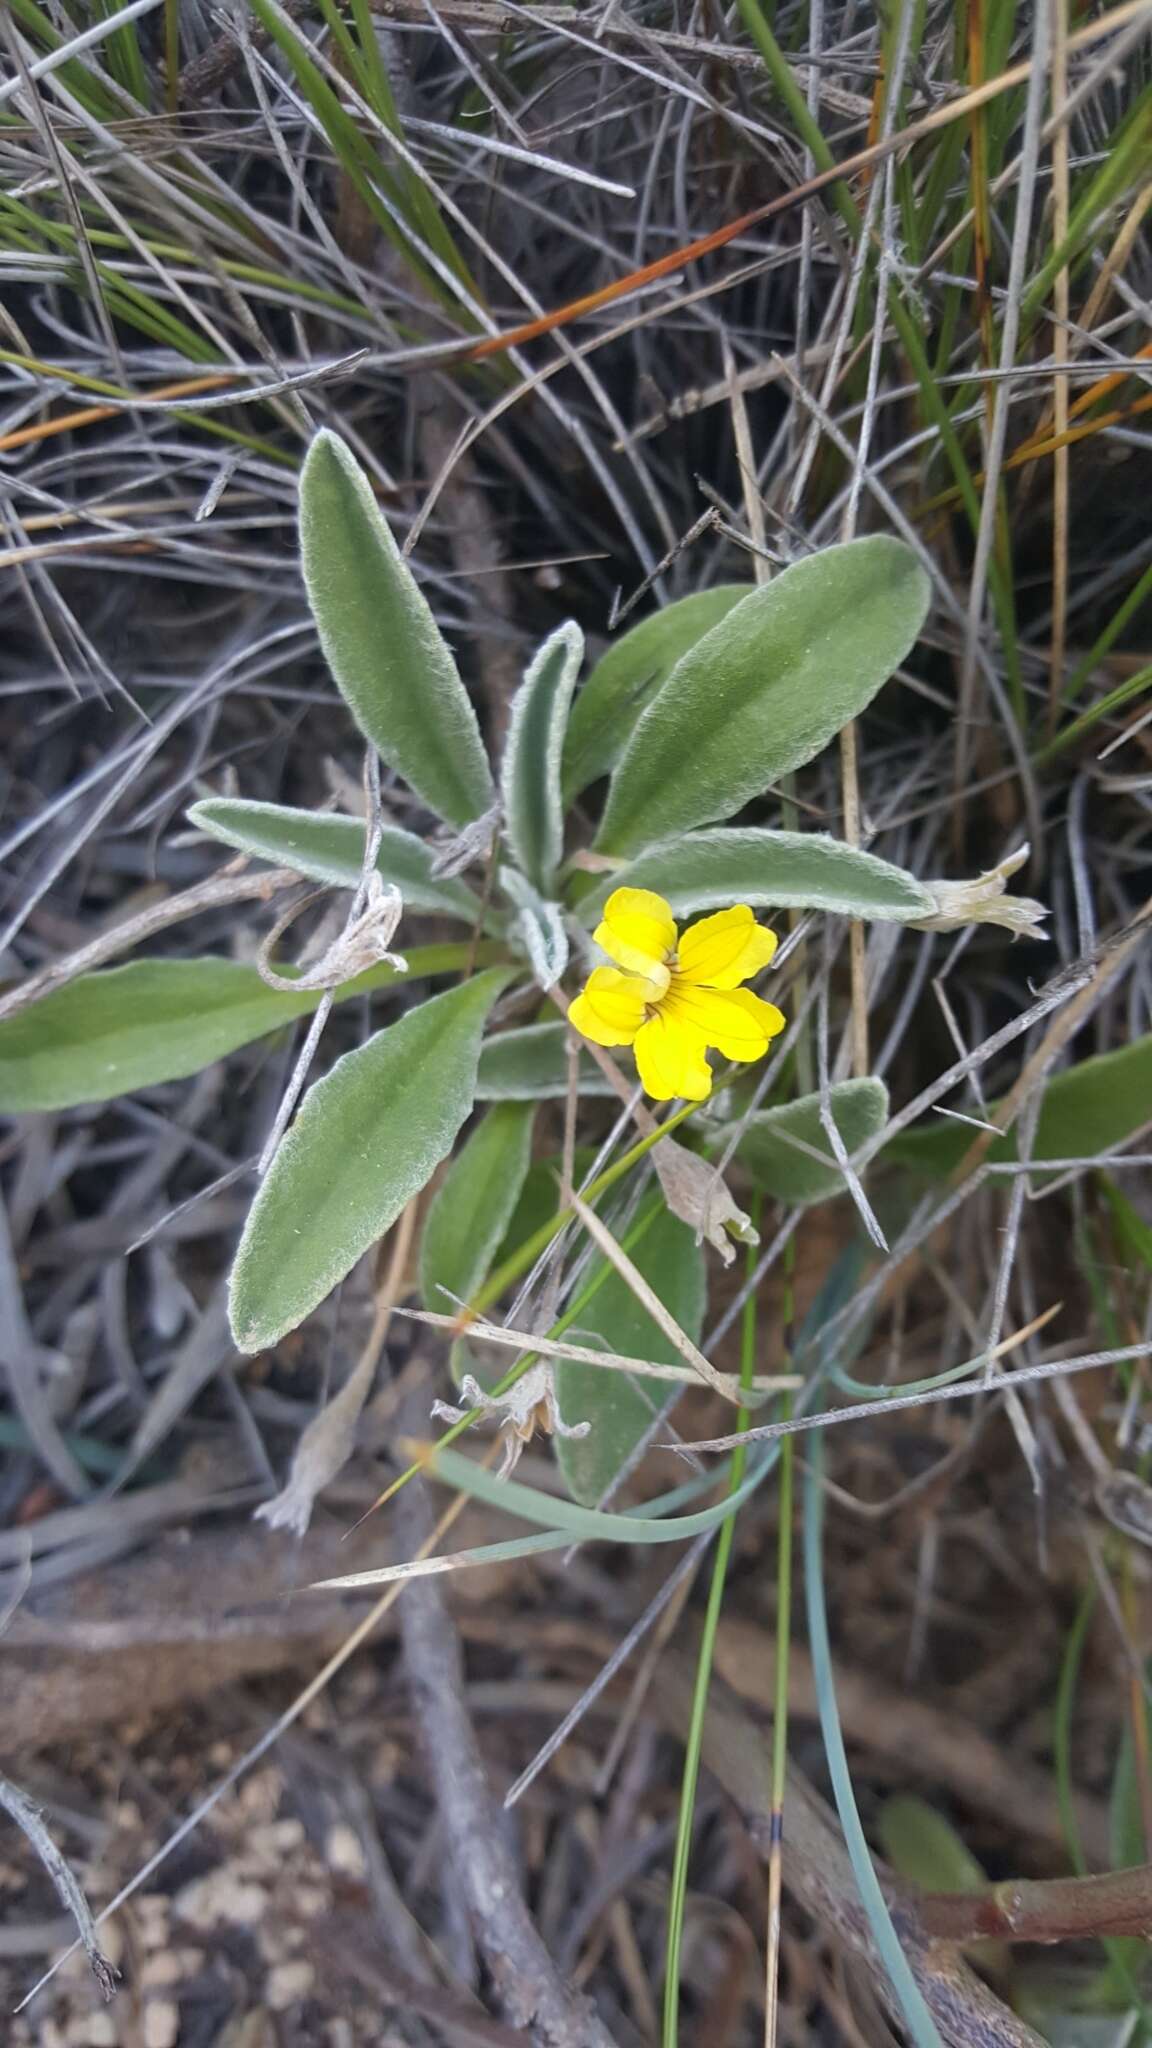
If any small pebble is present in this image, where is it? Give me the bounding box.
[143,2001,179,2048]
[266,1961,315,2010]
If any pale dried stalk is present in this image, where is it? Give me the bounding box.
[256,1203,417,1534]
[1048,0,1071,728]
[568,1191,739,1402]
[403,1306,799,1398]
[0,862,298,1023]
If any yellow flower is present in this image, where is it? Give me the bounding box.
[568,888,785,1102]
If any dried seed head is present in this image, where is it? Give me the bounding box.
[910,845,1049,938]
[256,875,406,992]
[432,1364,590,1478]
[652,1139,759,1266]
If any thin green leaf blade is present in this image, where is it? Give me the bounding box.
[561,586,750,801]
[580,829,934,923]
[230,969,512,1352]
[419,1101,536,1313]
[299,431,493,825]
[500,622,583,892]
[596,539,931,856]
[0,946,489,1114]
[555,1209,706,1506]
[728,1079,890,1204]
[189,798,480,920]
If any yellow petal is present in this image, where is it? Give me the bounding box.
[567,967,649,1048]
[633,1012,712,1102]
[595,886,677,980]
[677,905,778,989]
[663,982,785,1062]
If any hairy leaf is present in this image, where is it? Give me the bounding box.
[230,969,511,1352]
[581,829,933,923]
[596,538,930,855]
[500,622,583,891]
[189,798,480,920]
[0,947,488,1114]
[555,1208,706,1506]
[562,586,750,801]
[419,1101,536,1314]
[475,1021,614,1100]
[299,430,493,825]
[727,1079,890,1204]
[888,1034,1152,1178]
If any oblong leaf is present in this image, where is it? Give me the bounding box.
[500,622,583,892]
[230,969,511,1352]
[727,1079,890,1204]
[579,829,934,924]
[561,586,750,801]
[888,1033,1152,1179]
[189,798,480,920]
[596,538,931,856]
[555,1208,706,1506]
[299,430,493,825]
[419,1101,536,1313]
[475,1022,614,1100]
[0,947,497,1115]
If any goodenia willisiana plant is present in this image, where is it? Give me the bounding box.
[0,428,1061,1506]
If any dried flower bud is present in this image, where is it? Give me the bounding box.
[910,845,1048,938]
[652,1139,759,1266]
[257,874,406,992]
[432,1363,590,1478]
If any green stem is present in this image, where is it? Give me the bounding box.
[662,1215,761,2046]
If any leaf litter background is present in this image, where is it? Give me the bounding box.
[0,2,1151,2045]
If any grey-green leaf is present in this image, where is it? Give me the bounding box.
[299,430,493,825]
[189,798,480,920]
[419,1101,536,1314]
[0,947,482,1114]
[500,622,583,891]
[230,969,511,1352]
[727,1079,890,1204]
[555,1208,706,1506]
[580,829,934,924]
[596,538,931,856]
[888,1033,1152,1179]
[561,586,750,802]
[475,1022,615,1100]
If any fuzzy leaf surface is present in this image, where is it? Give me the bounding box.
[230,969,511,1351]
[889,1035,1152,1178]
[0,948,488,1113]
[728,1079,890,1204]
[500,622,583,891]
[475,1022,615,1100]
[299,430,493,825]
[596,538,930,856]
[190,799,480,919]
[561,586,750,800]
[581,829,933,923]
[419,1101,536,1315]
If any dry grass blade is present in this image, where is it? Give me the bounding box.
[568,1191,741,1403]
[0,1775,117,1999]
[256,1203,417,1534]
[401,1305,800,1399]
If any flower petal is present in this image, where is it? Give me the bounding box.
[567,967,649,1048]
[663,982,786,1062]
[595,886,677,980]
[633,1012,712,1102]
[677,904,778,989]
